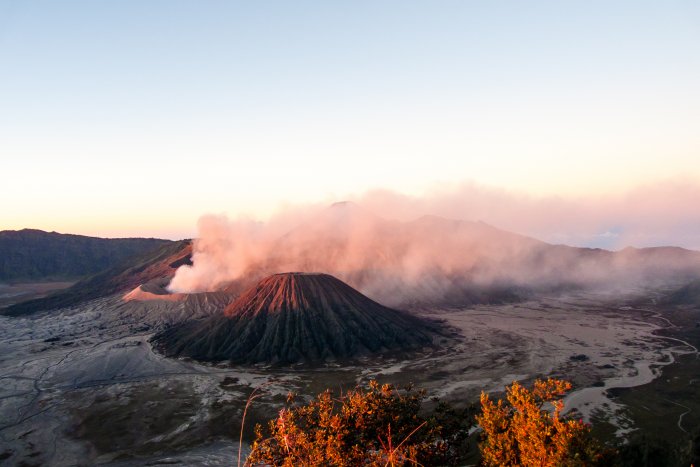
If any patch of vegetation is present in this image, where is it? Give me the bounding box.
[247,377,700,466]
[661,279,700,306]
[602,305,700,466]
[478,378,611,466]
[247,380,475,466]
[614,431,700,467]
[69,382,201,458]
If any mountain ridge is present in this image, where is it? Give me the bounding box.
[0,228,171,282]
[2,240,192,316]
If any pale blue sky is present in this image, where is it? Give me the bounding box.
[1,1,699,238]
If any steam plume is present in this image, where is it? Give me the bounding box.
[168,180,700,306]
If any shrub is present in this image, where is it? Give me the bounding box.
[244,378,612,466]
[246,381,474,466]
[477,378,608,466]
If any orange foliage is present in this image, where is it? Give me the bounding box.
[477,378,602,466]
[245,378,609,466]
[246,380,473,466]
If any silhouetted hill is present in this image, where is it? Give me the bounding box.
[2,240,191,316]
[0,229,170,282]
[152,272,447,364]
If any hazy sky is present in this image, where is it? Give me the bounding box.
[1,1,699,241]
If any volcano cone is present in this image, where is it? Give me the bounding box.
[152,272,443,364]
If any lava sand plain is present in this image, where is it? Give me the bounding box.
[0,288,696,465]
